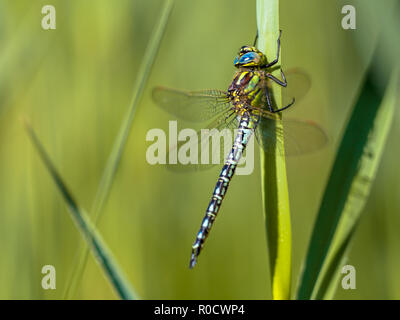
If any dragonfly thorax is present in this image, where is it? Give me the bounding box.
[227,70,266,112]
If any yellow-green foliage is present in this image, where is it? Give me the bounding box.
[0,0,399,299]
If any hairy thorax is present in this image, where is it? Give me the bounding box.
[227,69,267,114]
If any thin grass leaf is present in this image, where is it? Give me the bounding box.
[92,0,174,221]
[256,0,292,300]
[312,70,399,299]
[296,40,398,299]
[25,120,138,300]
[64,0,174,299]
[313,223,358,299]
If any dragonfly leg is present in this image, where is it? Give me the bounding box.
[253,30,258,47]
[272,97,296,113]
[265,87,274,113]
[264,30,282,68]
[265,77,296,113]
[266,70,287,87]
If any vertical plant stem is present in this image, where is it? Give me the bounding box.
[256,0,292,300]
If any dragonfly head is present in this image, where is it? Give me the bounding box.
[234,46,267,68]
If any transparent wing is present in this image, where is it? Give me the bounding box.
[269,68,311,107]
[253,68,324,155]
[166,110,239,172]
[255,113,328,156]
[152,86,231,122]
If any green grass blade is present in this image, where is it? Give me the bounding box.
[64,0,174,299]
[92,0,174,221]
[296,43,398,299]
[313,70,399,299]
[256,0,292,300]
[25,121,138,300]
[312,223,358,299]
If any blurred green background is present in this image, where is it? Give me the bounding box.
[0,0,399,299]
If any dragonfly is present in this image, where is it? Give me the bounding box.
[152,31,327,268]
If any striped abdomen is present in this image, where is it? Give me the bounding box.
[189,112,257,268]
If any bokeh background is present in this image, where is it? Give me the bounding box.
[0,0,399,299]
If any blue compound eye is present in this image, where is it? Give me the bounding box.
[238,52,256,64]
[234,56,238,65]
